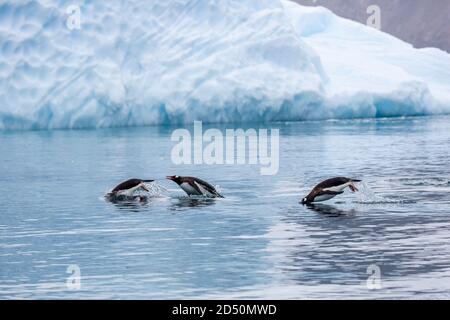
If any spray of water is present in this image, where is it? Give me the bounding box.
[145,182,168,197]
[355,182,411,204]
[104,181,169,203]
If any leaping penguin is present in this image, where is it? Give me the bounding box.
[107,178,154,197]
[166,175,224,198]
[301,177,361,204]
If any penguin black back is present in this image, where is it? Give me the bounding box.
[111,178,154,193]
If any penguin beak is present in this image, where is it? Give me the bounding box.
[166,176,175,181]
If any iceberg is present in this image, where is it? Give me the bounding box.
[0,0,449,130]
[282,1,450,119]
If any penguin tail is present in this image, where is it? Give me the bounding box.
[350,179,362,182]
[143,180,155,183]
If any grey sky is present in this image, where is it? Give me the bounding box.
[293,0,450,52]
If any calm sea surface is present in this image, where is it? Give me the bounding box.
[1,116,450,299]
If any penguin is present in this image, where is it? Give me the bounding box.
[166,175,224,198]
[301,177,361,204]
[107,178,154,197]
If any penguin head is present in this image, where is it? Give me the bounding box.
[166,175,182,184]
[301,197,308,204]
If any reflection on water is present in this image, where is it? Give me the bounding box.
[304,203,358,216]
[169,197,219,210]
[110,199,152,212]
[1,116,450,299]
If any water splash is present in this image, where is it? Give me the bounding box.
[104,181,168,203]
[146,182,168,197]
[355,182,413,204]
[174,194,224,200]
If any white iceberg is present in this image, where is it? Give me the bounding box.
[0,0,449,130]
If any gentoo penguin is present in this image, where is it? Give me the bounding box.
[301,177,361,204]
[108,178,154,197]
[166,175,224,198]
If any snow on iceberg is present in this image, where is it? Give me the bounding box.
[282,1,450,119]
[0,0,449,130]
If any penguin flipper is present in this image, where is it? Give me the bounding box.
[194,181,224,198]
[188,181,203,195]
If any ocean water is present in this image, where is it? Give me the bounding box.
[1,116,450,299]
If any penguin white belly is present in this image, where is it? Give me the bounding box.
[313,194,338,202]
[180,182,202,196]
